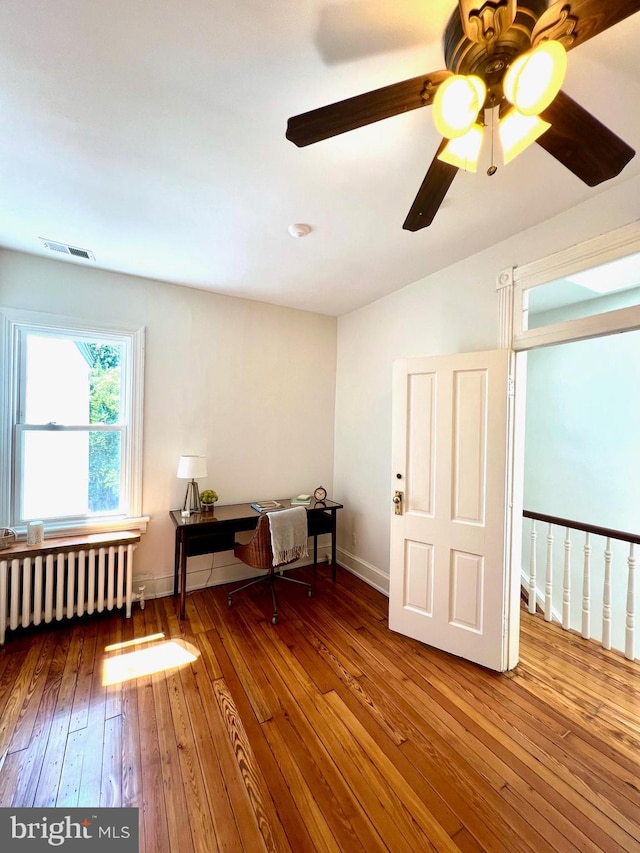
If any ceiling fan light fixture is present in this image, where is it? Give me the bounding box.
[499,109,550,164]
[503,40,567,116]
[437,124,484,172]
[432,74,486,139]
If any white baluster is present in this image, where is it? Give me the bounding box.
[625,543,636,661]
[582,533,591,639]
[545,523,553,621]
[562,528,571,630]
[528,519,537,614]
[602,537,612,651]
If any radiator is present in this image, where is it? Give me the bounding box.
[0,540,137,645]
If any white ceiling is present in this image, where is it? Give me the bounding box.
[1,1,639,316]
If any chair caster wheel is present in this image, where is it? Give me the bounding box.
[271,615,278,625]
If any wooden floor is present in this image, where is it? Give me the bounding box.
[1,565,640,852]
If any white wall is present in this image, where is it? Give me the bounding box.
[523,296,640,653]
[334,173,640,592]
[0,249,337,595]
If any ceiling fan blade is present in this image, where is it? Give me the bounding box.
[403,141,458,231]
[457,0,517,44]
[286,71,451,147]
[538,90,635,186]
[532,0,640,51]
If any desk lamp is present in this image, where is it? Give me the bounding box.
[177,455,208,512]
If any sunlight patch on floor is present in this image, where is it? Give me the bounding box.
[102,636,199,685]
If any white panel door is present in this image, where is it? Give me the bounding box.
[389,349,516,671]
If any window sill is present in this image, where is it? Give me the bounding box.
[14,516,150,540]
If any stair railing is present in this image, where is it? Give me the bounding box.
[523,511,639,660]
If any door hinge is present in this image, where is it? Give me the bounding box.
[507,376,515,397]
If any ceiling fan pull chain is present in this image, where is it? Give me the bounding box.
[487,107,498,176]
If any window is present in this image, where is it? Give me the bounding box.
[0,309,145,534]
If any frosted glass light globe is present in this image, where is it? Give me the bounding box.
[503,41,567,116]
[433,75,487,139]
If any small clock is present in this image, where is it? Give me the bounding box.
[314,486,327,501]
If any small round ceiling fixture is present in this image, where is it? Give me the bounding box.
[288,223,312,238]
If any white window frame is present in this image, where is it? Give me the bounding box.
[0,307,147,536]
[507,220,640,351]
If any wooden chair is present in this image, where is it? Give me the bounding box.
[228,513,311,624]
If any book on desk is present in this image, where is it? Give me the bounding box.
[251,500,282,512]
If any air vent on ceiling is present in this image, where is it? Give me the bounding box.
[40,239,95,260]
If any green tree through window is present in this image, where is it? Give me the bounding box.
[87,343,121,511]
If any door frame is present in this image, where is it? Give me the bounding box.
[497,219,640,666]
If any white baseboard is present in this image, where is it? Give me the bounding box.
[137,548,333,601]
[135,548,389,603]
[337,548,389,596]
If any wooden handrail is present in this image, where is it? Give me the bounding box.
[523,510,640,546]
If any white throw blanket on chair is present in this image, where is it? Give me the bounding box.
[268,506,308,567]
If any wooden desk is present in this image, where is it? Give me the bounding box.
[170,499,343,619]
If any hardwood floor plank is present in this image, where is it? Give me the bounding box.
[314,598,606,852]
[2,567,640,852]
[260,716,346,853]
[290,616,532,853]
[177,658,246,853]
[55,727,84,807]
[206,592,285,723]
[136,676,170,853]
[165,667,220,853]
[8,630,61,753]
[68,618,99,733]
[120,677,143,810]
[77,615,110,807]
[262,710,372,853]
[422,646,640,831]
[0,639,49,756]
[151,667,196,853]
[323,689,461,852]
[190,635,269,853]
[30,668,77,806]
[100,713,122,807]
[240,640,389,851]
[250,615,446,853]
[356,622,622,852]
[0,749,26,806]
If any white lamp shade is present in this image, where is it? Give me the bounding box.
[177,455,208,479]
[499,109,550,164]
[437,124,484,172]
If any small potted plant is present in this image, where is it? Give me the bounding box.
[200,489,219,511]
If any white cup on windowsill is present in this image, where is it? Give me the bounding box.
[27,520,45,546]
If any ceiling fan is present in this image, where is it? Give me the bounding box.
[286,0,638,231]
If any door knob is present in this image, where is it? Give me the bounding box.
[393,490,403,515]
